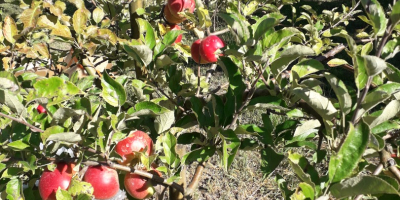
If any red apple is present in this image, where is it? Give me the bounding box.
[39,162,75,200]
[37,105,47,114]
[164,5,184,24]
[168,24,183,44]
[124,170,161,199]
[199,35,225,63]
[115,130,154,166]
[83,165,119,199]
[167,0,195,19]
[191,39,209,64]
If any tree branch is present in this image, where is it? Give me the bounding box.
[0,112,44,133]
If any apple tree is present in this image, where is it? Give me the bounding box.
[1,0,400,199]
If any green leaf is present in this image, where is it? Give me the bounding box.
[275,174,294,199]
[331,175,400,198]
[220,129,241,171]
[3,16,18,44]
[262,27,297,49]
[270,45,314,77]
[6,178,23,200]
[7,140,30,150]
[354,55,368,90]
[324,73,352,114]
[155,110,175,134]
[384,63,400,82]
[253,16,279,40]
[163,30,185,46]
[293,88,337,120]
[68,177,94,196]
[218,12,250,44]
[361,0,387,36]
[181,146,215,165]
[123,44,153,66]
[362,55,387,77]
[56,188,73,200]
[52,108,85,127]
[0,90,27,117]
[0,71,19,92]
[218,57,246,112]
[47,132,82,143]
[369,100,400,128]
[41,126,65,142]
[177,132,205,144]
[327,58,349,67]
[371,121,400,134]
[161,132,179,167]
[260,145,284,176]
[32,77,81,105]
[73,9,87,34]
[138,19,156,49]
[391,1,400,26]
[299,182,315,200]
[329,122,369,183]
[101,71,126,107]
[288,152,320,191]
[292,59,324,78]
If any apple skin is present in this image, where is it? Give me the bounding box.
[83,165,120,199]
[199,35,225,63]
[38,162,75,200]
[191,39,209,64]
[167,0,195,19]
[164,5,184,24]
[37,105,47,114]
[169,25,183,44]
[115,131,154,166]
[124,170,161,199]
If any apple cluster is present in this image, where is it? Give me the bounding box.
[162,0,195,45]
[38,131,159,200]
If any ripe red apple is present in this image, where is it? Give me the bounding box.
[115,130,154,166]
[191,39,209,64]
[39,162,75,200]
[83,165,119,199]
[37,105,47,114]
[168,24,183,44]
[167,0,195,19]
[164,5,184,24]
[124,170,161,199]
[199,35,225,63]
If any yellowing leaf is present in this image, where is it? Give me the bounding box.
[37,15,56,29]
[33,43,50,59]
[73,9,88,34]
[3,16,18,44]
[0,22,4,43]
[54,1,67,13]
[50,21,72,39]
[97,29,117,45]
[92,7,105,24]
[19,6,42,29]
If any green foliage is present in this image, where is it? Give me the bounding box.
[1,0,400,199]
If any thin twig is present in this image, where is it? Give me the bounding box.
[196,65,201,97]
[206,64,217,83]
[210,28,230,36]
[0,112,44,133]
[185,162,205,196]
